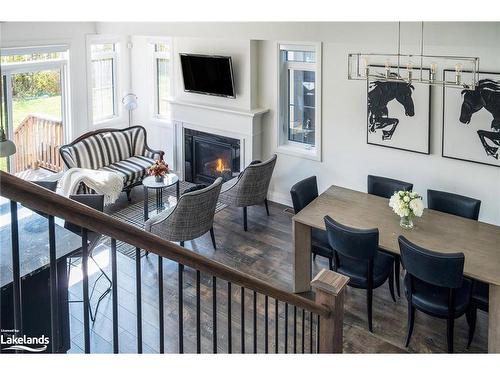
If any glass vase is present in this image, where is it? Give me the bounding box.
[400,215,414,229]
[155,175,164,183]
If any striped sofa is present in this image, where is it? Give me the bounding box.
[60,126,164,200]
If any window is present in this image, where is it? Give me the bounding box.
[1,45,70,173]
[153,41,172,117]
[278,43,321,160]
[90,42,118,123]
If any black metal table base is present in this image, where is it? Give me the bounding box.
[143,180,180,222]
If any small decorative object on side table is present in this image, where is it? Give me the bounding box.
[143,167,179,221]
[147,159,169,182]
[389,190,424,229]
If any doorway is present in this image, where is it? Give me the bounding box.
[1,47,69,176]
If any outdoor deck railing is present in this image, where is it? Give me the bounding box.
[13,114,63,173]
[0,171,348,354]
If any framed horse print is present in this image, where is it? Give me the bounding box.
[367,68,431,154]
[442,70,500,168]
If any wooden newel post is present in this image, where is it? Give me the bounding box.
[311,268,349,353]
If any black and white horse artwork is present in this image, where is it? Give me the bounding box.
[459,79,500,159]
[368,79,415,141]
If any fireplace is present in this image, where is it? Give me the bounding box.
[184,129,240,184]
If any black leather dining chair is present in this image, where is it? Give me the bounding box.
[324,215,395,332]
[290,176,334,270]
[467,282,489,348]
[31,180,58,217]
[427,189,485,349]
[367,175,413,199]
[398,236,473,353]
[367,175,413,298]
[427,189,481,220]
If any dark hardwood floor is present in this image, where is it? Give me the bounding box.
[66,186,488,353]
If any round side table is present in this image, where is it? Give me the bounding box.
[142,174,180,221]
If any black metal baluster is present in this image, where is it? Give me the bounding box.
[309,311,313,354]
[284,303,288,354]
[212,276,217,353]
[253,290,257,353]
[9,201,22,350]
[240,287,245,353]
[158,255,164,354]
[48,215,59,353]
[264,295,268,353]
[316,314,320,354]
[81,228,90,353]
[196,270,201,354]
[274,298,278,354]
[293,305,297,353]
[178,263,184,353]
[111,238,119,353]
[227,282,232,353]
[301,309,305,353]
[135,247,142,353]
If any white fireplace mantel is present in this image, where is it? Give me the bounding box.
[169,99,269,180]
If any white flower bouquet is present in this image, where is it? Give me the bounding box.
[389,190,424,229]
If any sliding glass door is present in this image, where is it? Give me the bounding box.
[1,47,69,175]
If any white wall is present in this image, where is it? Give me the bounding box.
[3,22,499,224]
[0,22,97,138]
[106,22,500,224]
[256,23,500,225]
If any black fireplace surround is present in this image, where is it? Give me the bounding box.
[184,128,240,184]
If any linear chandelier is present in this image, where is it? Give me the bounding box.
[348,22,480,90]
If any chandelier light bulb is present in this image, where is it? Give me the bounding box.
[430,62,437,82]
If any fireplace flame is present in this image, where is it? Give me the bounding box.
[216,158,225,173]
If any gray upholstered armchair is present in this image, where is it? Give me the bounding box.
[219,154,277,231]
[144,177,223,249]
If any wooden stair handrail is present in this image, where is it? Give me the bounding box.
[0,171,330,317]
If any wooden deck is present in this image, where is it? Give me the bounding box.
[67,187,488,353]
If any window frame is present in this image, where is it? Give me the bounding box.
[151,38,173,120]
[87,36,121,126]
[277,42,322,161]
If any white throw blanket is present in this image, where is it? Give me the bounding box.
[60,168,124,205]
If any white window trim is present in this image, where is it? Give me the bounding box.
[86,35,123,127]
[1,45,72,171]
[1,46,71,141]
[150,37,173,121]
[276,41,322,162]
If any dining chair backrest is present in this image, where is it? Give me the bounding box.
[367,175,413,199]
[31,180,58,218]
[398,235,465,289]
[33,180,58,192]
[427,189,481,221]
[145,177,223,242]
[324,215,379,261]
[290,176,318,214]
[64,194,105,235]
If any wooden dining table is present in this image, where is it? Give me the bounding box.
[292,185,500,353]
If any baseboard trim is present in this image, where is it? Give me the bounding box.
[267,189,292,208]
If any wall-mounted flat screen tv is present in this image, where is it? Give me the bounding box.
[180,54,236,98]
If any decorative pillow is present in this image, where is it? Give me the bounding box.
[182,184,208,195]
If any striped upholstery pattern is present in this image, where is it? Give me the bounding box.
[60,135,109,169]
[60,126,164,193]
[100,155,155,186]
[97,131,132,165]
[128,126,157,159]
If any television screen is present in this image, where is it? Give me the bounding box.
[180,54,235,98]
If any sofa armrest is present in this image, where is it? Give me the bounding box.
[145,145,165,161]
